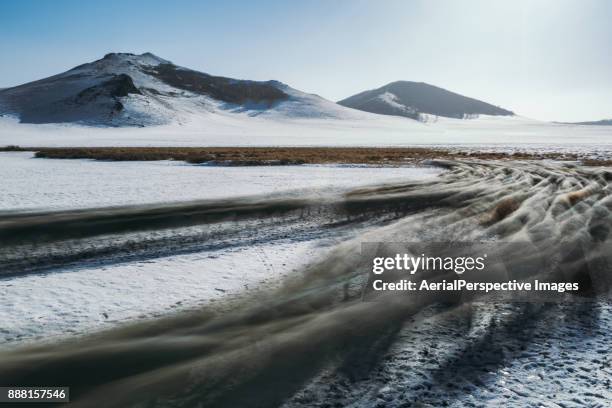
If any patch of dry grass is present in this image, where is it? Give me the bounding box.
[1,145,608,166]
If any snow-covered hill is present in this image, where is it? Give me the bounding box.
[0,52,380,127]
[571,119,612,126]
[338,81,514,120]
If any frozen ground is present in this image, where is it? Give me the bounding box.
[0,153,441,344]
[0,152,441,211]
[285,301,612,408]
[0,240,327,345]
[1,115,611,156]
[0,156,610,407]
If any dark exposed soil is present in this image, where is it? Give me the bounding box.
[146,63,287,106]
[77,74,141,101]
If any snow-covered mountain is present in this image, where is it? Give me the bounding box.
[338,81,513,120]
[0,52,369,127]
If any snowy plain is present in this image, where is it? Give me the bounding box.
[0,152,442,344]
[1,114,612,157]
[0,152,441,211]
[0,240,325,344]
[0,148,610,408]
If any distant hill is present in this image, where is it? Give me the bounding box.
[338,81,513,120]
[571,119,612,126]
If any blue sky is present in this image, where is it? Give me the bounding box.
[1,0,610,121]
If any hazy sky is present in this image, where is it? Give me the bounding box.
[1,0,610,121]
